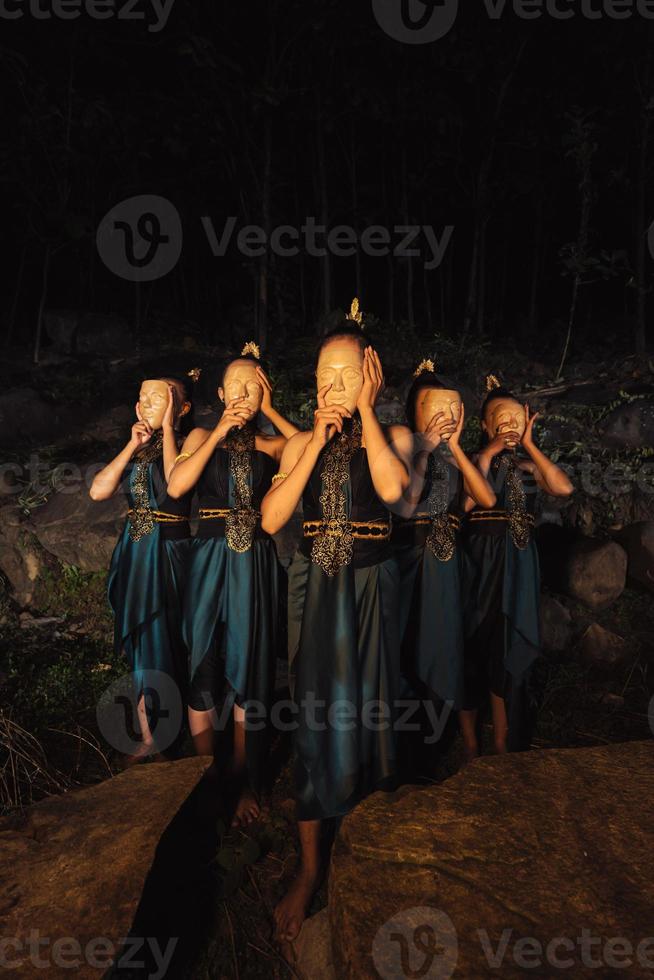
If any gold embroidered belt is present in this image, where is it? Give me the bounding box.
[303,519,391,540]
[403,513,461,531]
[468,509,534,526]
[199,507,262,521]
[127,508,188,524]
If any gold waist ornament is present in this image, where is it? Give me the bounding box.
[311,418,363,576]
[303,519,391,540]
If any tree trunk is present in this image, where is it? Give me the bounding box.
[528,191,544,335]
[6,242,27,350]
[258,111,273,348]
[635,86,652,353]
[401,147,414,328]
[316,104,331,316]
[33,242,51,365]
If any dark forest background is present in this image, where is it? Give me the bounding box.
[2,1,654,370]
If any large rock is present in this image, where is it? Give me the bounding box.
[76,313,131,355]
[330,741,654,980]
[44,310,131,355]
[562,538,627,609]
[578,623,630,670]
[602,399,654,449]
[44,309,79,352]
[0,506,43,606]
[29,468,126,572]
[295,907,337,980]
[540,593,574,655]
[0,388,76,450]
[615,521,654,594]
[0,757,211,979]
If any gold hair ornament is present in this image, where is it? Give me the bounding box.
[414,358,436,378]
[486,374,501,392]
[241,341,261,360]
[187,367,202,382]
[347,297,364,327]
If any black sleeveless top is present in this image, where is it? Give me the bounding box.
[392,450,464,549]
[465,450,538,539]
[196,445,277,540]
[300,446,391,568]
[124,450,191,541]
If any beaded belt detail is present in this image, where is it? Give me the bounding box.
[404,513,461,532]
[198,508,262,523]
[127,509,188,524]
[468,509,534,526]
[303,519,391,540]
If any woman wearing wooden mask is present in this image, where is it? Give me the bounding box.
[461,375,573,761]
[168,343,298,826]
[392,359,495,776]
[90,371,196,764]
[261,301,414,944]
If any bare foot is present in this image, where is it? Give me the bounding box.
[460,744,479,769]
[124,742,165,767]
[274,864,321,943]
[231,786,260,827]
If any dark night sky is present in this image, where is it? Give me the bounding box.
[3,0,654,356]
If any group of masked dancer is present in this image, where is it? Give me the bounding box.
[90,300,573,942]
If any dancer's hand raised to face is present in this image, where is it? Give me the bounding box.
[521,403,540,448]
[131,403,153,449]
[161,385,176,432]
[215,396,253,439]
[422,406,460,450]
[310,384,352,449]
[356,347,384,413]
[256,366,274,415]
[484,429,521,457]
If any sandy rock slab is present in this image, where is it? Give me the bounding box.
[330,741,654,979]
[0,756,211,978]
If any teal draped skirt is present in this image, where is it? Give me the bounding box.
[288,550,400,821]
[108,522,189,700]
[183,536,279,700]
[462,529,541,749]
[395,540,465,710]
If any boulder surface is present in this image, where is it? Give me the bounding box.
[0,756,210,979]
[329,741,654,979]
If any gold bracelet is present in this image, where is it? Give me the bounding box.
[174,452,192,464]
[271,472,288,484]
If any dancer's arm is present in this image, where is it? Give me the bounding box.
[261,385,351,534]
[358,348,411,506]
[257,366,301,440]
[520,404,574,497]
[89,407,152,501]
[167,397,253,498]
